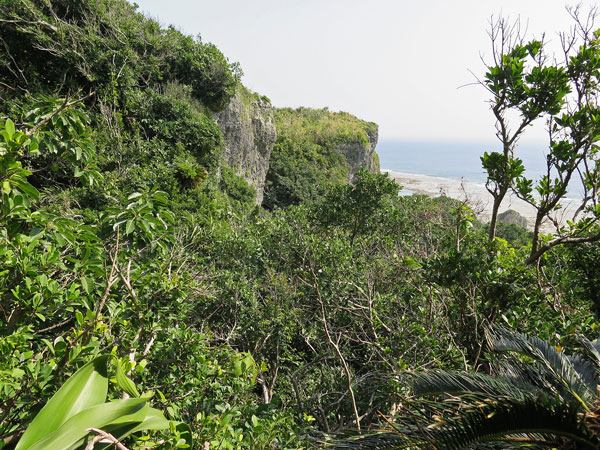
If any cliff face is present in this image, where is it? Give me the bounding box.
[214,86,277,204]
[216,91,379,207]
[335,125,380,181]
[262,107,380,209]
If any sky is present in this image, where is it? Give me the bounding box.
[133,0,598,143]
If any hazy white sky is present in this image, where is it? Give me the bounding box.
[134,0,597,142]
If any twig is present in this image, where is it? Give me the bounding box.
[85,428,129,450]
[37,317,73,333]
[26,91,94,137]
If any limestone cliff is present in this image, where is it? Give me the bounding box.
[263,107,380,209]
[335,125,380,181]
[215,90,379,207]
[214,86,277,204]
[498,209,528,228]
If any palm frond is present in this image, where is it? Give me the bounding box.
[487,327,596,406]
[410,370,539,401]
[334,328,600,450]
[571,335,600,390]
[424,394,596,450]
[332,394,595,450]
[491,353,558,393]
[330,431,432,449]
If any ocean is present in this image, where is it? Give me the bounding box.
[376,140,583,198]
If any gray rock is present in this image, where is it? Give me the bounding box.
[216,87,379,204]
[335,125,379,181]
[214,86,277,204]
[498,209,528,228]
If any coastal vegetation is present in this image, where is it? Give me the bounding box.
[263,108,378,209]
[481,11,600,263]
[1,1,600,449]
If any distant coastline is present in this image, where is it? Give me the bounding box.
[383,169,578,233]
[377,139,583,196]
[377,139,584,232]
[377,139,568,181]
[377,140,498,184]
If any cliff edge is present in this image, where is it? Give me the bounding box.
[263,107,380,209]
[214,86,277,204]
[215,88,380,208]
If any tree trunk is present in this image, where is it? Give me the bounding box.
[488,188,508,242]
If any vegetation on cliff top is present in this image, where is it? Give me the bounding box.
[264,107,378,209]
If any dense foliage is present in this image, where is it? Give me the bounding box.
[2,1,600,449]
[336,327,600,449]
[263,108,378,210]
[0,0,250,214]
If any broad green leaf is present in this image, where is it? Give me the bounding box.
[4,118,15,140]
[27,397,151,450]
[116,359,139,398]
[233,359,243,377]
[107,407,174,441]
[153,191,168,203]
[80,276,90,294]
[75,310,84,326]
[125,219,135,235]
[12,179,39,201]
[15,356,110,450]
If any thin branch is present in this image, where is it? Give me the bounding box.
[85,428,129,450]
[309,266,361,431]
[26,91,94,137]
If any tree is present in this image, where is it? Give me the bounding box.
[0,103,307,449]
[334,327,600,449]
[315,169,400,245]
[480,9,600,264]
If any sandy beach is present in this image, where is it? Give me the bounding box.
[384,169,580,233]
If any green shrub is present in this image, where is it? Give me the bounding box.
[219,165,256,206]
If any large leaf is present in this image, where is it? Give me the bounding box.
[487,327,596,406]
[4,118,15,140]
[115,358,139,398]
[116,407,170,435]
[15,355,110,450]
[103,407,182,444]
[411,370,539,401]
[27,397,151,450]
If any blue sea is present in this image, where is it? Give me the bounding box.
[376,140,583,198]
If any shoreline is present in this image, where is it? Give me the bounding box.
[383,169,579,232]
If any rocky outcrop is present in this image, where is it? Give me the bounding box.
[214,86,277,204]
[498,209,528,228]
[215,91,380,205]
[335,125,379,181]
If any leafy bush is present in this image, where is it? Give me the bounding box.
[0,0,240,110]
[14,355,190,450]
[0,113,308,449]
[166,34,242,111]
[125,89,223,168]
[219,165,256,207]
